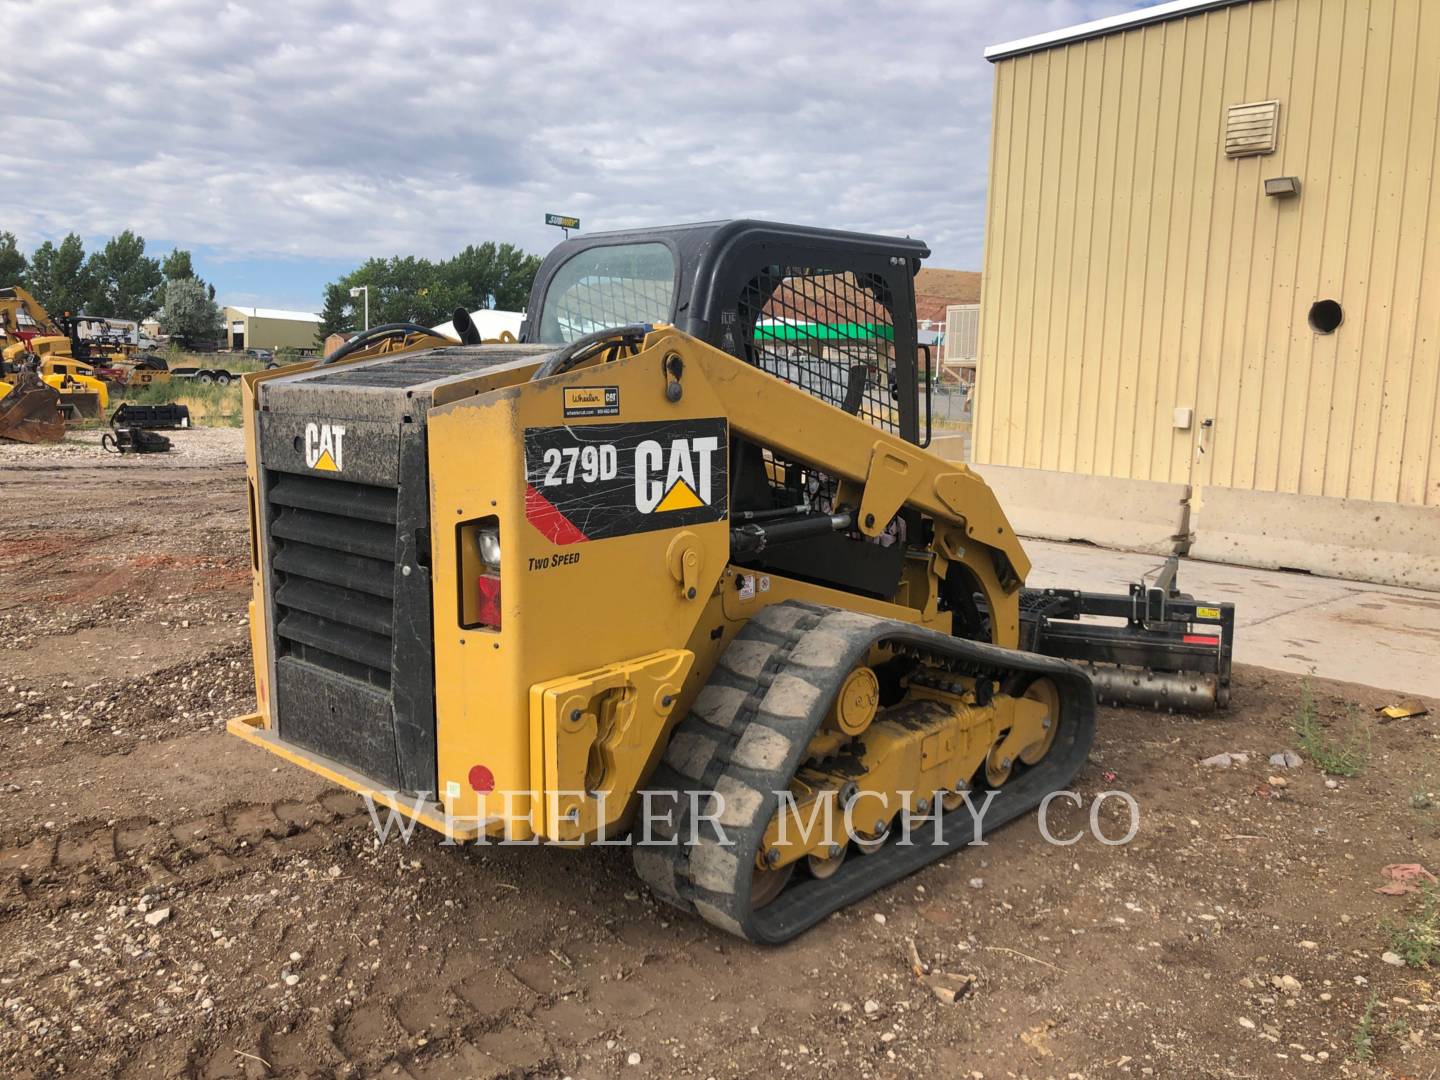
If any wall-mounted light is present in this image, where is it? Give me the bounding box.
[1264,176,1301,198]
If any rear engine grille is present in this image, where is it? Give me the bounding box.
[267,472,398,690]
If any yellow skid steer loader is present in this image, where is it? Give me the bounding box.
[230,221,1232,942]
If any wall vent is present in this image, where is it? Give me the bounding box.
[1225,100,1280,157]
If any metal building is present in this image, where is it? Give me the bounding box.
[975,0,1440,588]
[221,306,322,352]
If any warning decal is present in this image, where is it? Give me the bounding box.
[523,419,728,544]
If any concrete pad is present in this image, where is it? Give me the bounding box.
[1023,537,1440,698]
[1190,486,1440,591]
[965,463,1188,556]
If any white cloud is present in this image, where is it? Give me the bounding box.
[1,0,1109,268]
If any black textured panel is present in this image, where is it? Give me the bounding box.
[275,658,400,787]
[305,345,554,388]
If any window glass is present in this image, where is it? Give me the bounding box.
[537,243,676,343]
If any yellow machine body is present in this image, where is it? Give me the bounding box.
[227,220,1108,942]
[230,327,1026,844]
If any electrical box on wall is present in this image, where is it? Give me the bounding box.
[1173,407,1194,431]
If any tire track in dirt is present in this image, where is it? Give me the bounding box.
[1,641,256,780]
[0,790,370,914]
[0,788,637,1080]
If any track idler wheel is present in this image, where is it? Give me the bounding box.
[1019,677,1060,764]
[750,861,794,908]
[940,784,968,813]
[806,846,848,879]
[855,827,890,856]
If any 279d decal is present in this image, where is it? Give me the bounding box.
[522,419,728,544]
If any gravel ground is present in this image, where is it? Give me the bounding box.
[1,425,244,467]
[1,433,1437,1079]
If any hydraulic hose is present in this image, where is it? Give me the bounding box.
[322,323,439,365]
[530,324,652,381]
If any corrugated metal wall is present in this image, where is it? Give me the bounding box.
[976,0,1440,507]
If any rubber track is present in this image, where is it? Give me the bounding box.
[633,600,1097,944]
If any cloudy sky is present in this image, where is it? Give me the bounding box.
[2,0,1121,311]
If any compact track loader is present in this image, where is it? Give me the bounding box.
[230,221,1232,942]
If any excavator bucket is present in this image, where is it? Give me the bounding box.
[57,387,103,420]
[0,372,66,443]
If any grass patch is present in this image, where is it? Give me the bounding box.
[1383,883,1440,969]
[1294,679,1370,777]
[1351,990,1379,1063]
[220,355,267,374]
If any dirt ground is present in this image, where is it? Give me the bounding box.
[2,431,1438,1079]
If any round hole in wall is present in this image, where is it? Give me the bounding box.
[1308,299,1343,334]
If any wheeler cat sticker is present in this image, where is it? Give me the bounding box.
[523,419,728,543]
[562,386,620,418]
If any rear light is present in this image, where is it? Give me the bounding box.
[460,517,502,630]
[476,573,502,629]
[476,527,501,570]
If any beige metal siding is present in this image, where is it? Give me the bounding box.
[246,316,319,351]
[977,0,1440,507]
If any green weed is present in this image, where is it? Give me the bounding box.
[1294,680,1370,777]
[1351,990,1379,1063]
[1383,884,1440,969]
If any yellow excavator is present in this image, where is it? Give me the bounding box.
[229,221,1233,942]
[0,286,110,439]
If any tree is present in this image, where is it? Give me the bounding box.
[86,231,163,321]
[316,283,355,345]
[24,233,92,316]
[317,241,543,339]
[162,248,195,280]
[157,248,207,311]
[0,231,26,286]
[344,255,459,327]
[443,242,542,312]
[159,276,222,347]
